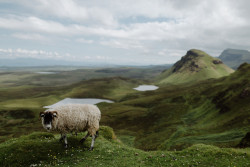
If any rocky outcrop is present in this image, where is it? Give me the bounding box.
[213,60,223,64]
[172,50,202,73]
[158,49,234,85]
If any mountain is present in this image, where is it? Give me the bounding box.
[0,58,86,67]
[218,48,250,69]
[0,58,118,67]
[158,49,234,85]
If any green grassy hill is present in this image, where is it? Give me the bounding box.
[100,63,250,151]
[0,76,142,143]
[0,62,250,166]
[1,64,249,151]
[158,49,234,85]
[1,127,249,167]
[0,66,167,87]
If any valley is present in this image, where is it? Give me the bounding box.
[0,49,249,166]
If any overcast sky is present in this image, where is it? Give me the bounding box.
[0,0,250,65]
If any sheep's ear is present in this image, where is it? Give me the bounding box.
[52,111,58,117]
[40,112,45,117]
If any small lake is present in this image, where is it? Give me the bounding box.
[44,98,114,108]
[35,72,58,74]
[133,85,159,91]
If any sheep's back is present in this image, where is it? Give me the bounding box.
[51,104,101,132]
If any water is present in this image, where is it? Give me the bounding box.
[44,98,114,108]
[133,85,159,91]
[35,72,58,74]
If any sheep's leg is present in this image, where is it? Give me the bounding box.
[80,132,90,144]
[95,131,99,139]
[89,135,96,151]
[59,133,63,142]
[63,134,68,148]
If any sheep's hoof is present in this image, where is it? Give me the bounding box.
[88,147,94,151]
[64,144,68,149]
[95,131,99,138]
[59,138,63,143]
[80,138,86,144]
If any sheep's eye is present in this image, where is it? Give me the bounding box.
[40,114,45,117]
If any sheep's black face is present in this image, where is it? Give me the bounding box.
[40,111,57,131]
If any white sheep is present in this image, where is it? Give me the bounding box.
[40,104,101,150]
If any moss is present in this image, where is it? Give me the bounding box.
[0,132,250,167]
[23,132,55,140]
[99,126,116,140]
[0,126,118,167]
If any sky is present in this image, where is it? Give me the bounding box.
[0,0,250,65]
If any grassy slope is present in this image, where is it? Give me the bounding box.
[0,128,249,167]
[158,49,234,85]
[100,63,250,151]
[0,65,161,141]
[0,64,165,142]
[1,64,249,151]
[0,63,250,162]
[0,76,141,142]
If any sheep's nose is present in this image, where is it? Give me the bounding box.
[47,127,50,130]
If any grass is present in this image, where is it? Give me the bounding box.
[0,66,167,87]
[0,128,249,167]
[98,63,250,151]
[0,76,142,143]
[63,77,140,101]
[0,63,250,165]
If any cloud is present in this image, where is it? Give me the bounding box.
[100,39,144,49]
[76,38,94,44]
[12,33,48,41]
[0,48,64,60]
[0,16,70,35]
[9,0,117,27]
[0,0,250,64]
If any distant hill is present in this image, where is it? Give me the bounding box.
[0,58,86,67]
[218,48,250,69]
[157,49,234,85]
[0,58,122,67]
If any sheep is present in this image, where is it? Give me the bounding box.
[40,104,101,150]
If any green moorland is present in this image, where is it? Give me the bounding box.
[1,127,249,167]
[0,76,144,142]
[0,65,168,87]
[99,63,250,151]
[0,62,250,166]
[0,65,166,142]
